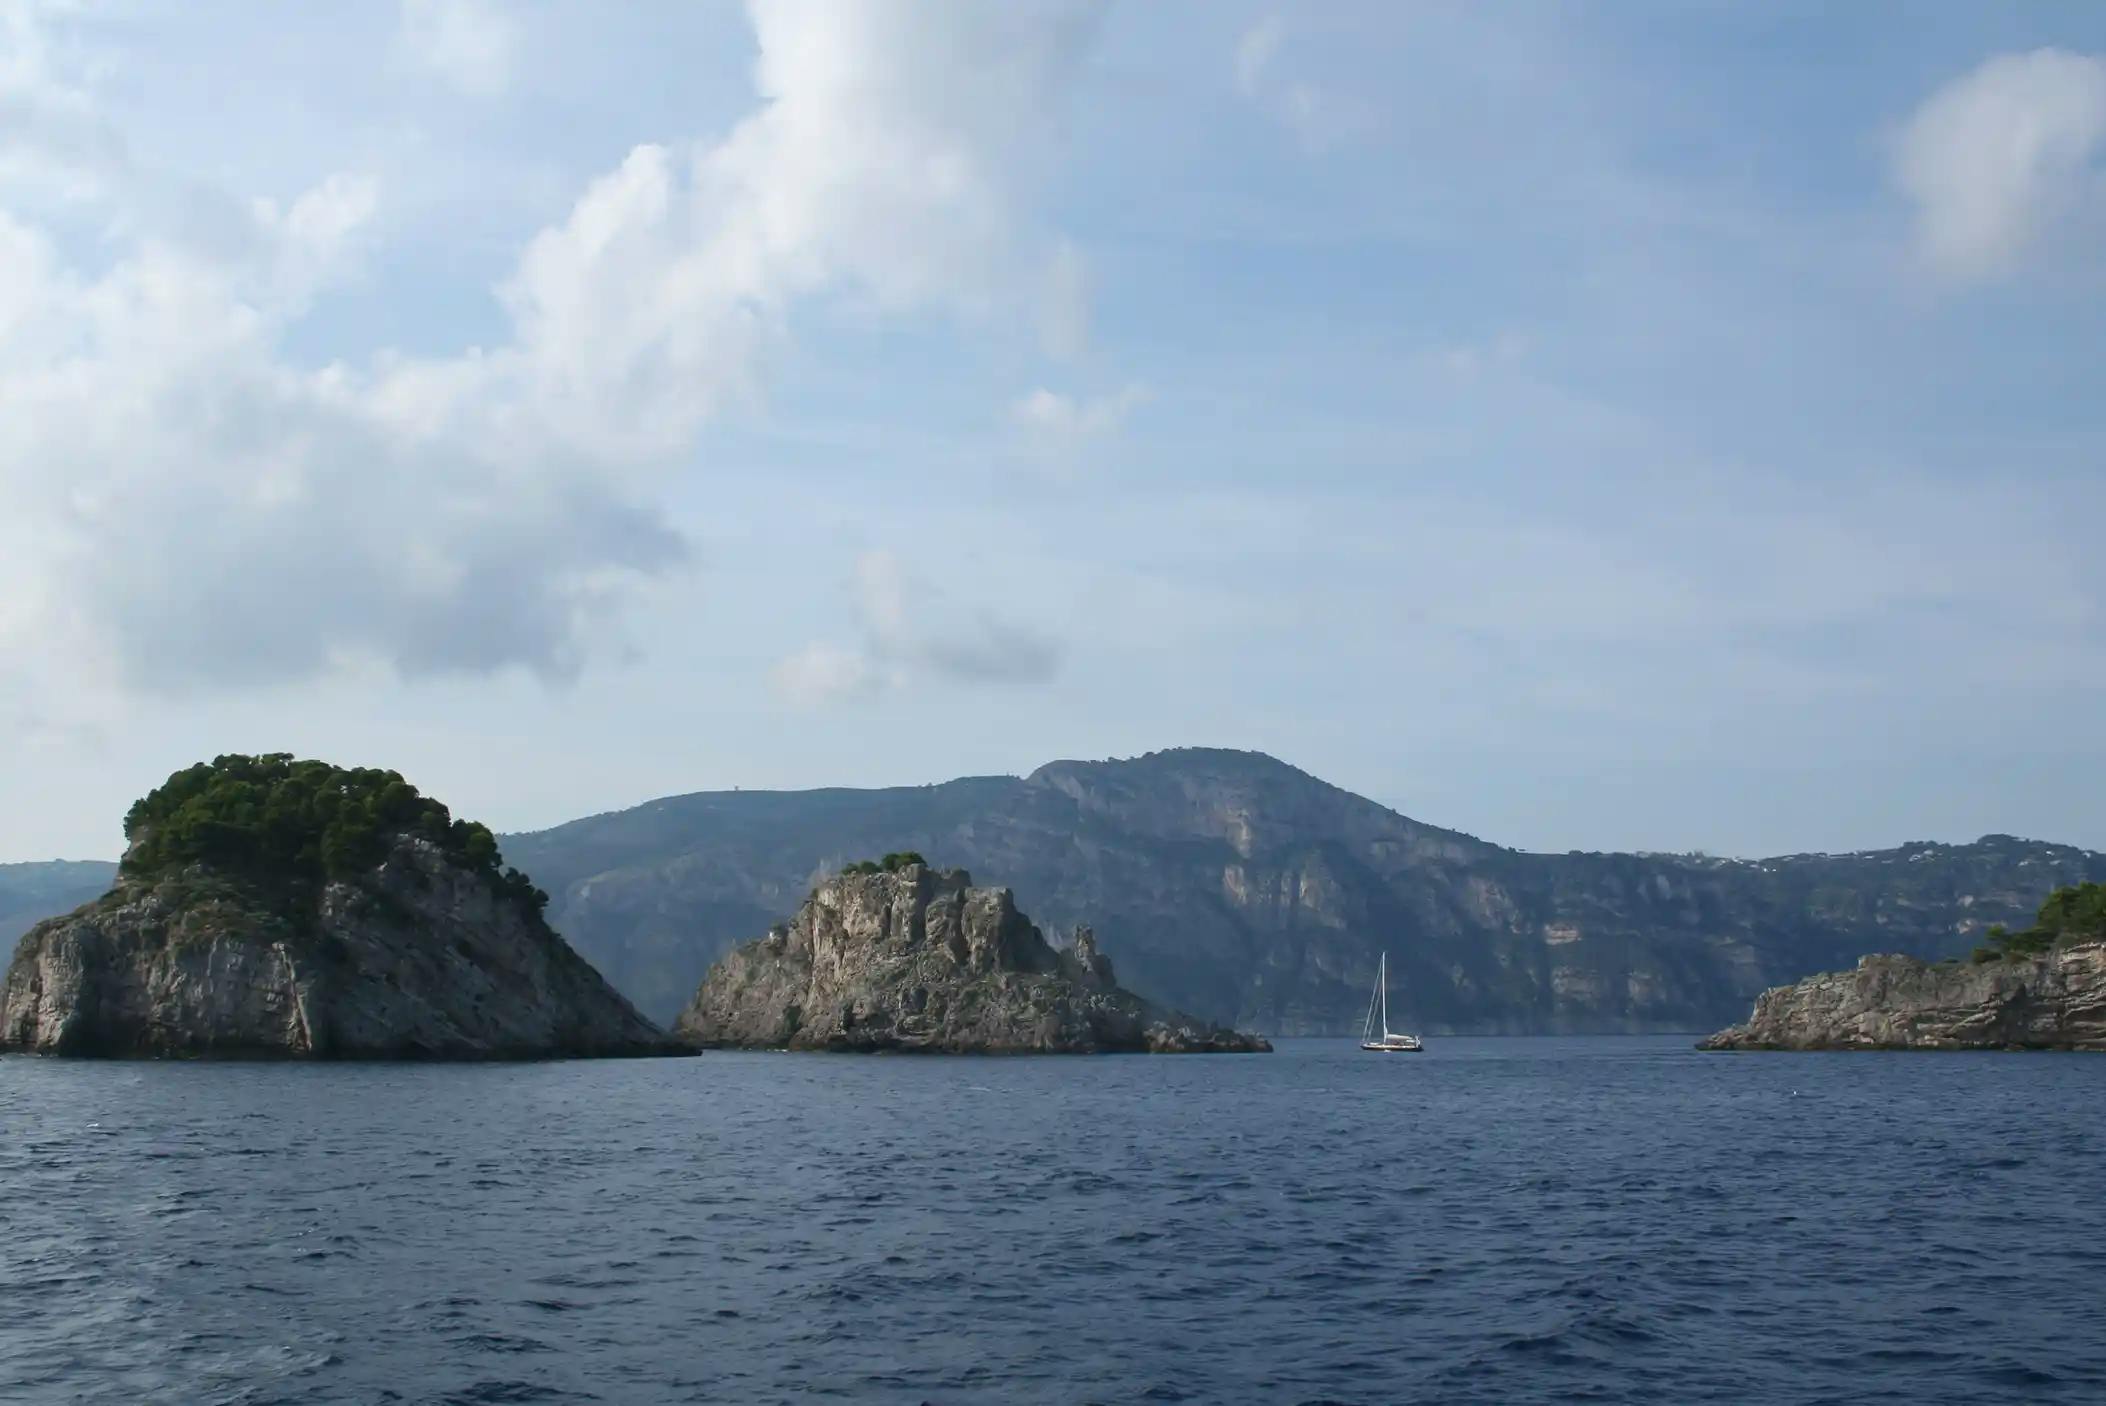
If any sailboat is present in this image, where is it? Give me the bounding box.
[1359,953,1423,1052]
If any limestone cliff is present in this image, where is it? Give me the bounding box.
[674,865,1269,1053]
[21,752,2104,1037]
[0,836,682,1059]
[1698,944,2106,1051]
[503,749,2106,1035]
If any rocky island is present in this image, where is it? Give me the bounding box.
[1701,883,2106,1051]
[675,857,1270,1053]
[0,755,686,1059]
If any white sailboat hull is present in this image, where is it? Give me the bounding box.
[1359,953,1424,1052]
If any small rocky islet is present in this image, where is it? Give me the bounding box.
[675,858,1271,1053]
[0,755,680,1059]
[1701,882,2106,1052]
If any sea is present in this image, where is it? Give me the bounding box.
[3,1037,2103,1405]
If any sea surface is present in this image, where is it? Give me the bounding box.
[3,1038,2104,1405]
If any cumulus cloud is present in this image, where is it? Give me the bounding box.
[396,0,519,98]
[0,0,1100,697]
[771,550,1061,708]
[1011,382,1149,442]
[1894,48,2106,281]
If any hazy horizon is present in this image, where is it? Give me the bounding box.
[4,2,2102,863]
[9,745,2101,869]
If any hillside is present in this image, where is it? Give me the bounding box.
[501,749,2106,1034]
[12,751,2098,1036]
[1,862,118,951]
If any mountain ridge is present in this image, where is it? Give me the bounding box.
[503,748,2104,1034]
[10,749,2102,1036]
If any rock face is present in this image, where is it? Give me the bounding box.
[1698,945,2106,1051]
[17,752,2104,1038]
[674,865,1269,1053]
[0,837,683,1059]
[501,749,2106,1035]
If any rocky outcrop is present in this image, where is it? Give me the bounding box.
[1698,944,2106,1050]
[0,837,685,1059]
[503,749,2106,1035]
[19,752,2104,1038]
[674,865,1269,1053]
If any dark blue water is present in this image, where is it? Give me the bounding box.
[3,1038,2104,1405]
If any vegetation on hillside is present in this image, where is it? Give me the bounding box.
[840,851,929,876]
[1972,882,2106,962]
[121,754,547,910]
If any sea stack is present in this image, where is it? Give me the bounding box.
[0,755,686,1059]
[675,860,1270,1053]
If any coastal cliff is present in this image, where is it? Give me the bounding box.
[674,862,1269,1053]
[503,749,2106,1035]
[17,751,2104,1037]
[0,756,682,1059]
[1698,944,2106,1051]
[1702,881,2106,1051]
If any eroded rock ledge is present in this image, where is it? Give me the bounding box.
[674,864,1270,1053]
[1698,943,2106,1051]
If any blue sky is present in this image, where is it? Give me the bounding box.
[2,0,2103,861]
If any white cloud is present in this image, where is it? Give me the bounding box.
[1231,14,1353,150]
[772,549,1061,708]
[1435,331,1535,380]
[1011,382,1149,441]
[0,0,1100,699]
[770,641,884,707]
[1895,48,2106,281]
[397,0,519,98]
[0,1,130,204]
[1234,16,1283,97]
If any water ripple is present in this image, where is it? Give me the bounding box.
[3,1038,2104,1403]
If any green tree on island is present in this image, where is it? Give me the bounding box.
[122,753,548,911]
[1971,881,2106,962]
[840,851,929,876]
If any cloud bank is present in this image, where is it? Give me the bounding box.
[0,0,1098,696]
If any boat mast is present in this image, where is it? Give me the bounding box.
[1379,952,1390,1038]
[1362,954,1382,1041]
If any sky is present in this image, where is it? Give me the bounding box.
[2,0,2104,862]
